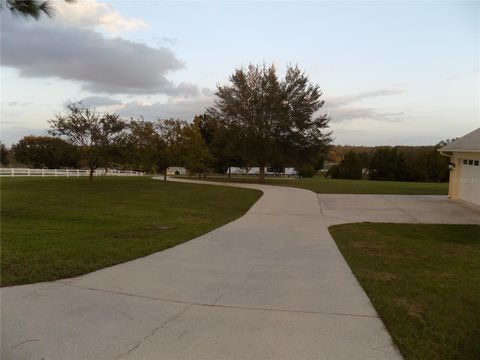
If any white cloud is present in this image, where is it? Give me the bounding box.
[324,88,406,123]
[115,93,214,121]
[443,67,480,81]
[327,88,405,108]
[77,96,122,107]
[54,0,148,35]
[329,107,405,123]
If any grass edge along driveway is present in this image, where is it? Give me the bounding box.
[1,177,262,286]
[329,222,480,360]
[176,176,448,195]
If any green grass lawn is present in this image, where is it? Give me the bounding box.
[1,177,261,286]
[329,223,480,360]
[179,175,448,195]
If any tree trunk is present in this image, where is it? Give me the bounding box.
[89,166,95,182]
[228,167,231,178]
[164,169,167,181]
[259,166,265,182]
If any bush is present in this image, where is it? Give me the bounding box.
[326,151,362,179]
[297,165,316,178]
[326,164,341,179]
[339,151,363,179]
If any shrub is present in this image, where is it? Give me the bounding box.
[297,165,316,178]
[326,164,341,179]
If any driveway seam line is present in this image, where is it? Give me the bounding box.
[383,195,421,223]
[249,212,319,217]
[64,283,379,319]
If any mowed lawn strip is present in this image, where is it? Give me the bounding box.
[178,176,448,195]
[329,223,480,360]
[1,177,261,286]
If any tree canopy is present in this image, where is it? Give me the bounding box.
[1,0,74,20]
[49,102,127,180]
[208,64,331,180]
[12,136,79,168]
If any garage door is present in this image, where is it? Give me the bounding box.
[460,160,480,206]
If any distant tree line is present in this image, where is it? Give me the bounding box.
[327,145,450,182]
[1,64,332,182]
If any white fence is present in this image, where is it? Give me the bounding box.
[0,168,145,177]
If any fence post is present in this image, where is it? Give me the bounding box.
[66,169,69,177]
[77,169,79,177]
[28,168,31,176]
[42,169,45,177]
[11,168,14,177]
[55,169,57,177]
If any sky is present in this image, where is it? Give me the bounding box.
[1,0,479,146]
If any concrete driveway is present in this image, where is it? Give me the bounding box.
[319,194,480,226]
[3,180,478,359]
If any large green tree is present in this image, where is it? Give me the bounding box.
[49,102,127,181]
[369,147,407,181]
[126,118,162,173]
[155,119,186,181]
[1,142,11,166]
[192,113,242,175]
[12,136,79,168]
[180,122,212,177]
[327,151,363,180]
[209,64,331,181]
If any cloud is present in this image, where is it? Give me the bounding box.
[443,67,479,81]
[324,88,406,123]
[0,126,48,146]
[327,88,405,107]
[7,101,32,107]
[116,95,214,121]
[330,107,405,123]
[54,0,148,35]
[77,96,122,107]
[154,36,178,46]
[1,11,198,96]
[117,86,404,124]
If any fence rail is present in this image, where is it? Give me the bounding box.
[0,168,145,177]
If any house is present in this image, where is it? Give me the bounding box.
[439,128,480,206]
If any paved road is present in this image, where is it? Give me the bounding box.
[6,179,478,360]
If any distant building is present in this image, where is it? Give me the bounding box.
[440,128,480,206]
[167,167,187,175]
[226,167,298,177]
[226,167,248,175]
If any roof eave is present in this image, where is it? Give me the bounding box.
[439,148,480,153]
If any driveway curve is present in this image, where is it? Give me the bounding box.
[2,178,402,360]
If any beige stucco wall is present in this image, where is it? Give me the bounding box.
[448,151,480,206]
